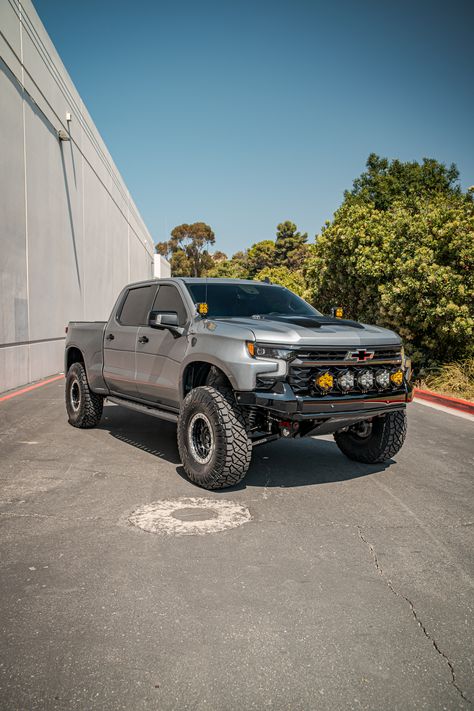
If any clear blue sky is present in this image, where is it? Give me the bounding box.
[34,0,474,255]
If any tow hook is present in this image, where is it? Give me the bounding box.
[279,420,299,438]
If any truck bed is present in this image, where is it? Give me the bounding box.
[65,321,107,392]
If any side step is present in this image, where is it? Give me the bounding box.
[107,396,178,423]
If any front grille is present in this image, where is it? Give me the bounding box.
[288,346,404,397]
[293,345,402,364]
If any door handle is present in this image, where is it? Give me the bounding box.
[138,336,149,344]
[106,333,115,341]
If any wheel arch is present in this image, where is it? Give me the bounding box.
[65,345,85,372]
[181,359,235,400]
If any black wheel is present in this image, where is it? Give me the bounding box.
[177,386,252,489]
[334,410,407,463]
[65,362,103,428]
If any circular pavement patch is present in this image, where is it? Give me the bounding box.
[128,497,251,536]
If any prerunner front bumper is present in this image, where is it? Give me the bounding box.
[235,381,414,424]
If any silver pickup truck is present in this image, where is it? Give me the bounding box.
[65,278,413,489]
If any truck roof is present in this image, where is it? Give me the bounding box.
[125,277,273,288]
[179,277,271,285]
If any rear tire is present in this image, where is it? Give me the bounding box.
[65,362,103,428]
[177,386,252,489]
[334,410,407,463]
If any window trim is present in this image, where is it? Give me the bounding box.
[116,284,159,327]
[150,283,190,327]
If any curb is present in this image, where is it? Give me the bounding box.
[0,374,64,403]
[414,388,474,415]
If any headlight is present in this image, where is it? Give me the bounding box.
[375,369,391,389]
[358,370,374,391]
[246,342,294,360]
[390,369,404,387]
[337,370,355,392]
[314,371,334,392]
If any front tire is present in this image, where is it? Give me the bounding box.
[65,362,103,428]
[334,410,407,463]
[177,386,252,489]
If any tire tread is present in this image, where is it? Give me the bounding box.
[334,410,407,463]
[177,386,252,489]
[66,363,103,429]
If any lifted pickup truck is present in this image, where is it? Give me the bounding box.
[65,278,413,489]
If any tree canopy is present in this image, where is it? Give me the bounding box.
[156,222,215,277]
[306,188,474,366]
[274,221,309,269]
[346,153,467,212]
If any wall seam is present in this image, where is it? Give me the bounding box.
[18,1,31,384]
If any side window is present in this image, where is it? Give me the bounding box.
[152,285,188,326]
[119,285,157,326]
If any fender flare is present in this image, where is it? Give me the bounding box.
[179,354,239,400]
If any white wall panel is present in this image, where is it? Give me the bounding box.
[0,0,160,393]
[0,345,29,393]
[25,93,83,341]
[0,60,27,345]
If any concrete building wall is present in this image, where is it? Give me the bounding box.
[0,0,158,392]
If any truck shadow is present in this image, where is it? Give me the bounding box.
[98,404,181,464]
[99,404,392,488]
[243,437,391,489]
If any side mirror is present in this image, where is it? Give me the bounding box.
[148,310,184,336]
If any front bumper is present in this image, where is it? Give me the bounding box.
[235,381,414,421]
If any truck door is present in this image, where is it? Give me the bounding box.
[103,284,158,397]
[135,284,189,408]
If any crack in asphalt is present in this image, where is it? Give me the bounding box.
[357,525,471,705]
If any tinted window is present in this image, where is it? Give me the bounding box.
[119,285,157,326]
[152,285,188,325]
[186,283,321,319]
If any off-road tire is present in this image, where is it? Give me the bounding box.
[65,362,103,428]
[334,410,407,463]
[177,386,252,489]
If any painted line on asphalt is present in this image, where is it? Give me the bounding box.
[0,374,64,403]
[414,397,474,422]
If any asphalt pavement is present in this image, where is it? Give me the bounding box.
[0,379,473,710]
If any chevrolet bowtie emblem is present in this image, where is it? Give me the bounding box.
[346,349,375,362]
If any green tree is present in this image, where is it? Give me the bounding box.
[157,222,215,277]
[205,257,248,279]
[306,196,474,367]
[246,240,276,277]
[169,249,192,277]
[346,153,467,211]
[255,266,307,296]
[212,250,228,263]
[274,221,309,268]
[155,241,169,257]
[170,222,215,277]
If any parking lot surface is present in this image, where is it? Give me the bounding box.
[0,379,473,710]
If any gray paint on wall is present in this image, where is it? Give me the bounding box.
[0,0,159,392]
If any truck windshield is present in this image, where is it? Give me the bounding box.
[186,282,322,319]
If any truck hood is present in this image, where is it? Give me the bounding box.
[215,315,401,347]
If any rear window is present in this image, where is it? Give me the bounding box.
[119,285,157,326]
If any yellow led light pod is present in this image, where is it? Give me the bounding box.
[315,371,334,391]
[197,302,208,316]
[390,370,404,387]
